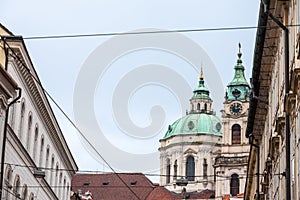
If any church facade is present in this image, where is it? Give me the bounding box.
[159,45,250,198]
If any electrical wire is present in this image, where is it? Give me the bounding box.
[3,40,142,200]
[17,24,300,40]
[2,187,23,200]
[2,176,254,189]
[5,162,268,178]
[0,23,286,196]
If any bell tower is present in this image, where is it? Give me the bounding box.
[215,44,251,198]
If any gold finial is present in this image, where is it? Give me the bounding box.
[199,63,204,79]
[237,42,242,58]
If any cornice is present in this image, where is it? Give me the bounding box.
[8,44,78,173]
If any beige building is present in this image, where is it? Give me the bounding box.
[245,0,300,199]
[0,24,78,199]
[159,46,250,199]
[215,47,251,199]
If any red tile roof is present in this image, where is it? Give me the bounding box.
[72,173,215,200]
[72,173,155,200]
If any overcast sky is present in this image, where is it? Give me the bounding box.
[1,0,260,182]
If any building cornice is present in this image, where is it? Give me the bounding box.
[7,41,78,174]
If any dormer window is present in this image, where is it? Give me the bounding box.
[130,181,137,186]
[102,182,109,186]
[83,182,90,187]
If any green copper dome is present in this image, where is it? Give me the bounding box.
[163,113,222,139]
[162,67,221,139]
[226,44,250,101]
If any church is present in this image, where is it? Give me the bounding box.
[159,45,250,198]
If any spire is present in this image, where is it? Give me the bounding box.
[199,63,204,79]
[226,43,250,101]
[192,64,210,99]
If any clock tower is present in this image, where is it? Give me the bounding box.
[215,44,250,198]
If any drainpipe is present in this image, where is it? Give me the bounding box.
[0,88,21,198]
[262,3,291,200]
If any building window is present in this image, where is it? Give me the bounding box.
[197,103,200,110]
[4,165,12,200]
[166,159,171,184]
[50,156,55,186]
[204,103,207,111]
[22,184,28,200]
[173,160,178,180]
[45,146,50,172]
[231,124,241,144]
[230,173,239,196]
[39,136,44,167]
[66,183,70,200]
[58,173,62,198]
[63,178,66,200]
[19,103,25,140]
[33,126,38,162]
[186,156,195,181]
[203,158,208,179]
[13,175,20,200]
[29,193,34,200]
[26,115,32,151]
[55,163,59,194]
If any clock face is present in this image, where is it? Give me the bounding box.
[230,103,242,115]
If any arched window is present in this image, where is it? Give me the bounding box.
[58,172,62,198]
[19,103,25,140]
[45,147,50,180]
[204,103,207,111]
[32,125,38,161]
[39,136,44,167]
[26,114,32,151]
[55,163,59,194]
[186,156,195,181]
[66,182,70,200]
[232,124,241,144]
[197,103,200,111]
[29,193,34,200]
[203,158,208,179]
[173,160,178,180]
[50,155,55,185]
[166,159,171,184]
[22,184,28,200]
[4,165,12,200]
[63,178,66,200]
[13,175,21,199]
[230,173,239,196]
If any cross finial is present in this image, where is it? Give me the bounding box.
[199,63,204,79]
[237,42,242,58]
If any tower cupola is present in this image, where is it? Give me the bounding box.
[189,66,213,114]
[226,43,250,101]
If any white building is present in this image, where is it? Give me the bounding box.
[0,24,78,200]
[159,46,250,199]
